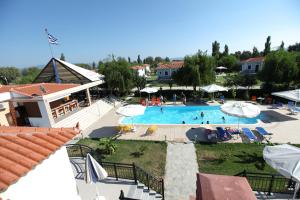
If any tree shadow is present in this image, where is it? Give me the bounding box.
[234,151,266,170]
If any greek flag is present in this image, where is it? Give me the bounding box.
[45,29,58,45]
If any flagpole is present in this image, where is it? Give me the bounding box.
[45,28,54,58]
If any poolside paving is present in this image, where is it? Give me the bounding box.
[164,142,199,200]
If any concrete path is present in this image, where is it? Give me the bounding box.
[164,142,199,200]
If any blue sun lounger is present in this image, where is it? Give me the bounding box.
[255,127,271,136]
[216,127,230,141]
[242,128,258,142]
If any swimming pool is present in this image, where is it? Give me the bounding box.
[121,105,265,125]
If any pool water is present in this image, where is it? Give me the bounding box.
[122,105,265,125]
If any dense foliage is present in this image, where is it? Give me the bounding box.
[173,51,215,90]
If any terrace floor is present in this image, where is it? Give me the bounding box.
[81,101,300,144]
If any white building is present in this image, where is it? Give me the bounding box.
[0,58,113,131]
[0,126,81,200]
[241,57,264,74]
[156,61,184,80]
[131,64,150,77]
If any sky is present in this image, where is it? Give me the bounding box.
[0,0,300,67]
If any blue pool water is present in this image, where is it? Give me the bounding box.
[122,105,266,125]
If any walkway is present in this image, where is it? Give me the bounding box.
[164,142,199,200]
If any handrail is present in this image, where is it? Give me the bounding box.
[66,144,164,199]
[236,170,296,195]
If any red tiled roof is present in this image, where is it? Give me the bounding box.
[0,126,79,192]
[0,83,79,97]
[156,61,184,70]
[242,57,264,63]
[131,64,149,70]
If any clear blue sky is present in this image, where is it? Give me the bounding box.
[0,0,299,67]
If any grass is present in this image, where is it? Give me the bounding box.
[77,138,167,177]
[195,143,278,175]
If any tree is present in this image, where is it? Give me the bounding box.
[212,41,220,59]
[167,80,173,90]
[154,56,163,63]
[224,74,241,99]
[92,62,96,70]
[0,67,20,84]
[263,36,271,56]
[128,57,131,63]
[252,47,260,57]
[173,51,215,89]
[279,41,285,50]
[233,51,241,59]
[18,67,41,84]
[99,137,117,154]
[288,43,300,52]
[218,55,238,72]
[137,55,142,64]
[144,56,154,65]
[223,44,229,56]
[259,50,298,87]
[240,51,252,60]
[239,74,257,99]
[76,63,91,70]
[60,53,65,61]
[165,57,170,62]
[132,71,146,93]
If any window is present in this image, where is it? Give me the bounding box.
[23,102,42,117]
[255,64,259,72]
[159,72,162,75]
[165,71,168,76]
[248,65,251,70]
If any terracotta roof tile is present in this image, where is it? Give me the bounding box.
[242,56,264,63]
[0,83,79,97]
[0,126,79,192]
[156,61,184,70]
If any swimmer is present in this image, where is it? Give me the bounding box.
[194,116,198,120]
[207,121,209,124]
[160,107,163,113]
[182,121,185,124]
[222,116,225,121]
[200,112,204,118]
[201,122,204,124]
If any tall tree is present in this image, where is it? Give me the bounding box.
[165,57,170,62]
[144,56,154,64]
[212,41,220,59]
[240,51,252,60]
[60,53,65,61]
[128,57,131,63]
[263,36,271,56]
[218,55,238,72]
[223,44,229,56]
[252,47,260,57]
[137,55,142,64]
[279,41,285,50]
[92,62,96,70]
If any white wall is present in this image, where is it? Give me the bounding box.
[53,100,113,130]
[28,100,52,127]
[137,69,145,77]
[157,68,178,79]
[241,61,263,72]
[0,102,10,126]
[0,147,81,200]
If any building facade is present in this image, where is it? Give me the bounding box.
[156,61,184,80]
[241,57,264,74]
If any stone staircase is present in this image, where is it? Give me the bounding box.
[125,182,163,200]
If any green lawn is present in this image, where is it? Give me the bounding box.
[77,139,167,177]
[195,143,278,175]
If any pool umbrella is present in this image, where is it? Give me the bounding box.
[220,102,260,129]
[196,173,257,200]
[116,105,146,131]
[200,84,227,101]
[216,66,227,73]
[263,144,300,199]
[272,89,300,108]
[85,153,108,200]
[141,87,158,100]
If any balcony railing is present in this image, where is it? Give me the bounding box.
[51,100,79,119]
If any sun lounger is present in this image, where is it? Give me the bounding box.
[287,101,299,114]
[216,127,230,141]
[242,128,258,142]
[146,125,157,135]
[255,127,271,136]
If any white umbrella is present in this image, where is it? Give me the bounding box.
[200,84,228,100]
[141,87,158,100]
[216,66,227,70]
[263,144,300,199]
[116,105,146,131]
[85,153,108,199]
[221,102,261,129]
[272,89,300,107]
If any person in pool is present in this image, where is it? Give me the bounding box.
[160,107,163,113]
[194,116,198,120]
[206,121,209,124]
[182,121,185,124]
[222,116,225,122]
[200,112,204,118]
